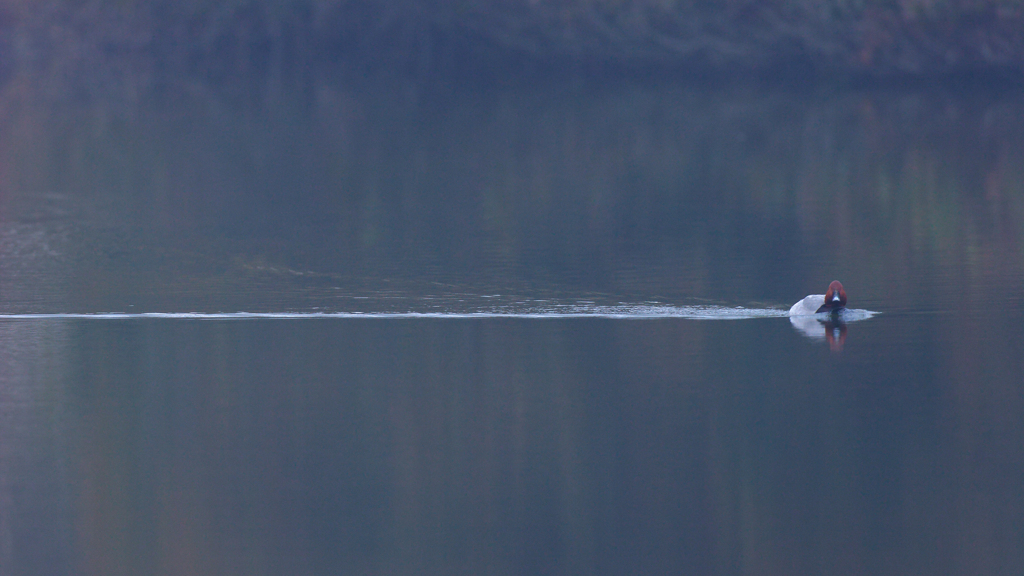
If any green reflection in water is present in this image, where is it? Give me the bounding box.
[0,76,1021,316]
[0,73,1020,576]
[0,316,1019,575]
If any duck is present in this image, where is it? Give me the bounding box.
[789,280,847,316]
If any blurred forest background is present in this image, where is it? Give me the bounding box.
[1,0,1023,90]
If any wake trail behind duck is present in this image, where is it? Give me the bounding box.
[0,305,795,320]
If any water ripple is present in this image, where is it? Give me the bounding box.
[0,305,796,320]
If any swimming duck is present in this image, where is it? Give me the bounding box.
[789,280,847,316]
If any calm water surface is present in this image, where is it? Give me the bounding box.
[0,74,1022,575]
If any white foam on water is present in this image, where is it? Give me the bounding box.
[0,306,790,320]
[0,305,878,321]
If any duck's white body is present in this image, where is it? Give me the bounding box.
[789,294,828,316]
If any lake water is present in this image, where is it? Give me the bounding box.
[0,73,1022,575]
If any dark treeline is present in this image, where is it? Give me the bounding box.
[1,0,1023,84]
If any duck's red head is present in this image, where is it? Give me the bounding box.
[818,280,847,312]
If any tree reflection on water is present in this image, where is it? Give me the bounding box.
[0,72,1021,576]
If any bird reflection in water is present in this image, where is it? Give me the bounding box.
[790,313,848,351]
